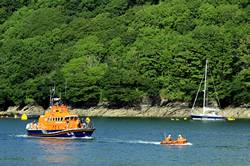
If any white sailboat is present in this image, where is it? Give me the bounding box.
[191,60,225,121]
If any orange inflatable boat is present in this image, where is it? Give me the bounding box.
[160,139,187,145]
[160,135,188,145]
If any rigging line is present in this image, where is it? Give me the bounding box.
[209,70,221,108]
[192,77,204,110]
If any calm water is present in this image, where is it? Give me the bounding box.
[0,117,250,166]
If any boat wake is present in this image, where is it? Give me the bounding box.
[14,134,28,138]
[98,138,160,145]
[99,138,193,146]
[127,140,160,145]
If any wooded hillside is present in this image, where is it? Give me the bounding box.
[0,0,249,110]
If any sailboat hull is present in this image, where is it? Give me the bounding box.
[191,114,225,121]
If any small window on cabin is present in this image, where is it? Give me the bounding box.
[56,110,59,112]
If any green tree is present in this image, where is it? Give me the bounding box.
[62,56,107,107]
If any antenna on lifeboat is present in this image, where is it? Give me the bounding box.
[64,80,68,104]
[65,80,67,98]
[49,84,56,107]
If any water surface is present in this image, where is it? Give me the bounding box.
[0,118,250,165]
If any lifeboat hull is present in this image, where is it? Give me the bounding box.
[27,128,95,138]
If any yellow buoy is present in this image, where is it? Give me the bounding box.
[85,117,91,124]
[227,117,235,121]
[21,114,28,121]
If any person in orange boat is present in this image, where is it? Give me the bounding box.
[176,134,187,143]
[165,134,172,142]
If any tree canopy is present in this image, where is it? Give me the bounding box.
[0,0,249,109]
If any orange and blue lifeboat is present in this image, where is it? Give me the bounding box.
[26,98,95,138]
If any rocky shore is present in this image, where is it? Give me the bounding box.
[1,105,250,119]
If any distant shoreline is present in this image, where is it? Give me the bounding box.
[1,105,250,119]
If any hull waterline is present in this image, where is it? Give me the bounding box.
[27,128,95,138]
[191,114,225,121]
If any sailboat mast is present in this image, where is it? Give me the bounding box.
[203,60,208,114]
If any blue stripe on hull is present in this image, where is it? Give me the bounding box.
[27,129,95,137]
[191,115,225,121]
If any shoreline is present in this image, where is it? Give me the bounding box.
[1,105,250,119]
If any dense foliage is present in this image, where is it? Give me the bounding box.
[0,0,249,110]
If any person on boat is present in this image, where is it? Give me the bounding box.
[177,134,183,139]
[85,117,92,128]
[165,134,172,141]
[79,122,85,128]
[82,122,86,128]
[176,134,187,143]
[77,120,81,128]
[31,120,37,129]
[66,119,69,129]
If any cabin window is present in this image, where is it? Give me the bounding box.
[56,110,59,112]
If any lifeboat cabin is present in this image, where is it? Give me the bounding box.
[26,97,95,137]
